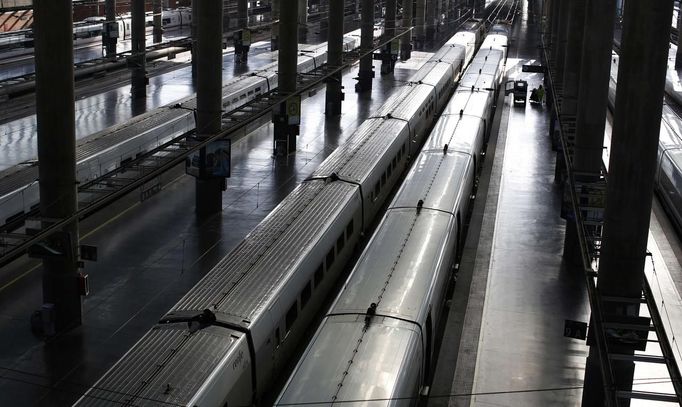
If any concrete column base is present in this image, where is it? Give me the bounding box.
[273,109,300,156]
[355,68,374,92]
[298,27,308,44]
[379,45,397,75]
[562,220,582,266]
[400,42,412,61]
[195,177,223,214]
[325,88,344,116]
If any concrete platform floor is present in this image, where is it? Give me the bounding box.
[0,53,433,406]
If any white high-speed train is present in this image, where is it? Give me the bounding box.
[609,53,682,234]
[276,26,509,406]
[73,27,482,407]
[0,8,190,52]
[0,30,365,227]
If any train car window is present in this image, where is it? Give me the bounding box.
[373,182,380,200]
[392,156,397,168]
[337,233,345,253]
[232,98,238,104]
[326,248,335,269]
[255,87,261,92]
[240,94,246,100]
[301,281,312,308]
[286,301,298,333]
[346,220,353,238]
[314,264,324,287]
[248,90,254,96]
[275,328,281,346]
[387,166,392,179]
[381,173,386,186]
[402,145,406,156]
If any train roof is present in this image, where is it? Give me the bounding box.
[167,180,357,329]
[277,316,420,405]
[76,325,246,406]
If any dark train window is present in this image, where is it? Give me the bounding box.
[326,247,335,269]
[346,220,354,238]
[314,264,324,287]
[381,173,386,186]
[374,182,380,199]
[301,281,312,307]
[286,301,297,332]
[337,233,345,253]
[387,166,392,179]
[275,328,280,346]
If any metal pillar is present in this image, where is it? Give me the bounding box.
[677,8,682,70]
[325,0,344,116]
[234,0,250,63]
[566,0,616,265]
[379,0,397,74]
[271,0,280,51]
[355,0,374,92]
[153,0,163,43]
[559,0,585,117]
[191,0,198,79]
[415,0,425,50]
[553,0,570,88]
[131,0,146,99]
[34,0,81,334]
[272,0,299,155]
[426,0,436,42]
[298,0,308,43]
[195,0,224,214]
[584,1,674,405]
[400,0,413,60]
[104,0,117,58]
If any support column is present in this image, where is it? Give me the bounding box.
[272,0,299,155]
[298,0,308,43]
[355,0,374,92]
[104,0,117,58]
[552,0,570,87]
[400,0,413,60]
[195,0,224,214]
[425,0,436,42]
[566,0,616,264]
[234,0,250,63]
[380,0,397,75]
[153,0,163,43]
[559,0,586,117]
[584,1,674,405]
[271,0,280,51]
[34,0,81,334]
[415,0,425,50]
[191,0,197,79]
[675,10,682,69]
[131,0,146,99]
[325,0,344,116]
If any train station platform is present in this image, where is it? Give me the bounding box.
[430,3,682,406]
[0,52,433,406]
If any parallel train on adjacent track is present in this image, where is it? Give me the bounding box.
[73,26,483,407]
[276,25,509,407]
[0,30,365,229]
[0,8,191,52]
